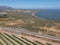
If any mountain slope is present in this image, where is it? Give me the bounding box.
[0,6,15,10]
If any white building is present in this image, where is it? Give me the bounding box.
[0,12,7,18]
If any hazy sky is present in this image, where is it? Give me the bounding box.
[0,0,60,9]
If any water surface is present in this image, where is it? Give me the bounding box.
[35,9,60,20]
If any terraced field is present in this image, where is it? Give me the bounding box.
[0,31,53,45]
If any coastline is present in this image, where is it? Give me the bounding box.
[32,12,47,20]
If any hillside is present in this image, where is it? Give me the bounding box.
[0,10,60,36]
[0,9,60,45]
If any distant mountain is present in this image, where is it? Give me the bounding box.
[0,6,40,11]
[0,6,15,10]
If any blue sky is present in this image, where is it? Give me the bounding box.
[0,0,60,9]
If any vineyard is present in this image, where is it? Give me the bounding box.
[0,32,52,45]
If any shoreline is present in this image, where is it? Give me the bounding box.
[32,12,47,20]
[32,11,60,21]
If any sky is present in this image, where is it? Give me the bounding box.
[0,0,60,9]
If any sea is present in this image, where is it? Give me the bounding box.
[35,9,60,20]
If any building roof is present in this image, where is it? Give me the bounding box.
[0,12,6,14]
